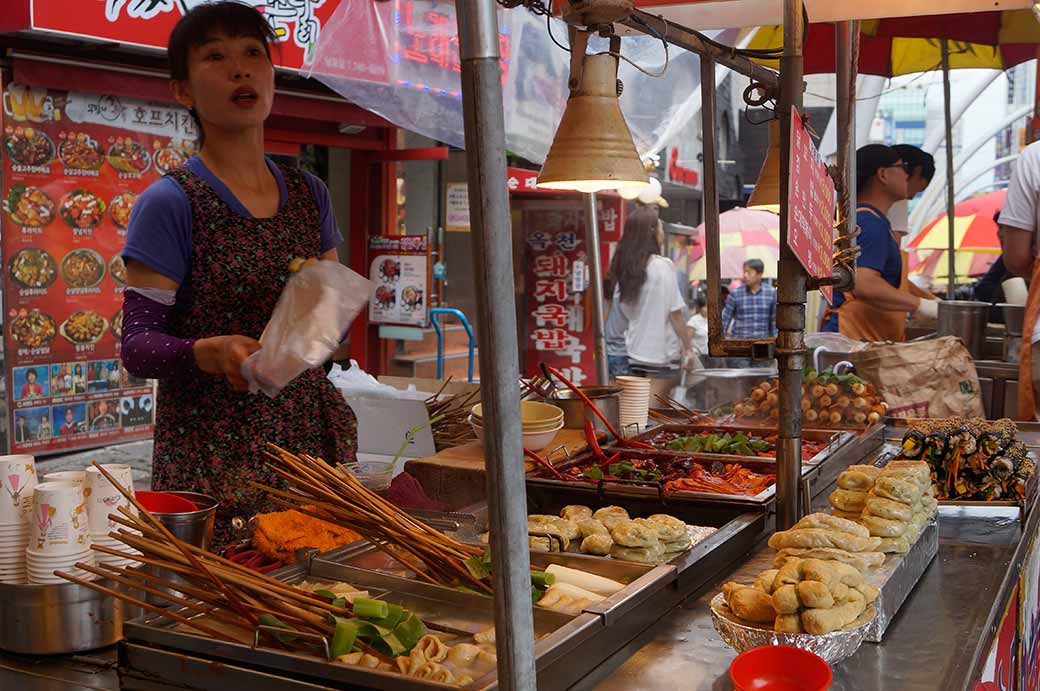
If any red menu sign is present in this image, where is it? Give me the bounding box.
[521,200,621,388]
[787,106,836,303]
[1,84,182,454]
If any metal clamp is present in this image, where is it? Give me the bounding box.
[622,422,642,437]
[594,476,667,505]
[528,529,568,553]
[253,625,331,661]
[546,444,572,466]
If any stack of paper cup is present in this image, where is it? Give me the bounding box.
[27,481,94,585]
[85,464,139,568]
[616,376,652,433]
[43,470,86,487]
[0,455,38,584]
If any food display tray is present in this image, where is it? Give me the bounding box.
[120,548,674,691]
[879,421,1037,519]
[608,424,853,466]
[863,520,938,643]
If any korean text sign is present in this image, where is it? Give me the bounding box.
[787,106,836,303]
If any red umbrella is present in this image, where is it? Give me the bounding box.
[906,189,1006,253]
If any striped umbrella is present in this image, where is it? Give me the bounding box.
[689,206,780,279]
[907,248,997,284]
[745,11,1040,76]
[906,189,1005,253]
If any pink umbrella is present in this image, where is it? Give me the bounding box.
[690,206,780,279]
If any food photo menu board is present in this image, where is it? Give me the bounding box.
[0,84,194,454]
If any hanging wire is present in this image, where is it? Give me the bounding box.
[597,13,669,78]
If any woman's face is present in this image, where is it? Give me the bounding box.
[655,220,665,251]
[65,409,74,423]
[173,32,274,136]
[26,371,36,383]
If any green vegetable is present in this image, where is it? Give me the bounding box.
[313,589,338,601]
[583,466,604,480]
[331,597,348,610]
[329,617,359,658]
[368,603,406,630]
[531,571,556,589]
[456,585,484,596]
[258,613,297,644]
[464,553,493,581]
[353,597,390,621]
[392,613,428,651]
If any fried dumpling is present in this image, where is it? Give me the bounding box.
[610,520,659,548]
[592,506,629,529]
[560,505,593,521]
[580,533,613,555]
[416,634,449,663]
[446,643,482,670]
[474,627,495,645]
[577,518,609,538]
[610,542,664,564]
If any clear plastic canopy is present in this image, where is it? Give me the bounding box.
[307,0,719,163]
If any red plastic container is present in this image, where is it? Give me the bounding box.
[135,490,198,513]
[730,645,832,691]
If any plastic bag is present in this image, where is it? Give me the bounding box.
[241,261,372,398]
[326,361,431,401]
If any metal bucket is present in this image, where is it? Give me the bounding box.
[144,491,217,605]
[999,303,1025,338]
[938,300,990,359]
[0,579,124,653]
[546,386,621,435]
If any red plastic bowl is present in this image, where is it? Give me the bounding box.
[135,491,198,513]
[730,645,832,691]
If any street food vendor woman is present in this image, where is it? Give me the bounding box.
[120,2,356,544]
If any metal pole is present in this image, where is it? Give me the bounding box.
[941,39,957,299]
[701,55,723,357]
[584,193,609,385]
[455,2,537,689]
[776,0,807,531]
[835,21,858,252]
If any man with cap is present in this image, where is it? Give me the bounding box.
[822,144,939,339]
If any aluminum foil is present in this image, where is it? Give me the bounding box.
[709,593,874,664]
[864,519,938,642]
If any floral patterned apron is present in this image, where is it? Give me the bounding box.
[150,164,357,546]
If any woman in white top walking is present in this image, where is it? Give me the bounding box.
[607,206,692,373]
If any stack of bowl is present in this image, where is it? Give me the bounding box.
[0,455,37,584]
[469,400,565,451]
[27,481,94,585]
[84,464,139,569]
[616,376,652,432]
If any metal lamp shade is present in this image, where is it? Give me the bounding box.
[537,53,648,193]
[747,119,781,207]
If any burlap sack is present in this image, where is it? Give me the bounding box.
[846,336,984,419]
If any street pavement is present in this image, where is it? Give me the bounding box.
[36,439,154,489]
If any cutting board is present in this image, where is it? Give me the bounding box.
[404,428,593,510]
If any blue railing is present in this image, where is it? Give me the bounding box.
[428,308,475,382]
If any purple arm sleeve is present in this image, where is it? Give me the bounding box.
[121,289,199,379]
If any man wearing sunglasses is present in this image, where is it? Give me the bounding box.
[823,144,939,338]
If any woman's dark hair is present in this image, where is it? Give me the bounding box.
[26,368,36,380]
[608,206,662,305]
[168,1,276,144]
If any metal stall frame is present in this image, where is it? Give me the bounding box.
[452,0,845,686]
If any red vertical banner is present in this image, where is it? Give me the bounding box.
[522,206,595,387]
[787,105,836,303]
[1,85,191,453]
[974,583,1018,691]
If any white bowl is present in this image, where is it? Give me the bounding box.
[469,416,564,452]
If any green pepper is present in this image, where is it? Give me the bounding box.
[584,466,605,480]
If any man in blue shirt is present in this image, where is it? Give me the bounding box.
[823,145,938,339]
[723,259,776,367]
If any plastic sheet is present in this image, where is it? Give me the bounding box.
[709,593,875,664]
[307,0,720,163]
[241,261,371,398]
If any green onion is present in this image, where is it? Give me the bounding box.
[329,617,359,658]
[353,598,390,621]
[530,571,556,589]
[258,613,297,644]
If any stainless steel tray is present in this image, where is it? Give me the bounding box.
[609,424,853,466]
[0,579,126,654]
[863,520,938,643]
[121,548,674,691]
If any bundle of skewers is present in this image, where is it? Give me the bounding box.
[58,465,433,662]
[425,379,481,451]
[733,369,887,429]
[898,417,1036,501]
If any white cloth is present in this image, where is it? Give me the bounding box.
[888,200,910,234]
[687,313,709,356]
[999,141,1040,342]
[621,255,686,366]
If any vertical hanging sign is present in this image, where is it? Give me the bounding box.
[787,106,836,303]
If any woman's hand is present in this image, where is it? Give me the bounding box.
[194,335,262,391]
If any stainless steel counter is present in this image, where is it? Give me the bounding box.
[590,505,1025,691]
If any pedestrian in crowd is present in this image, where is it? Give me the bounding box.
[976,210,1012,324]
[686,293,709,359]
[605,285,630,377]
[823,144,939,339]
[607,206,693,375]
[722,259,775,367]
[998,139,1040,419]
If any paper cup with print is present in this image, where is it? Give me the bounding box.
[0,455,37,525]
[84,464,135,535]
[30,482,90,555]
[43,470,86,487]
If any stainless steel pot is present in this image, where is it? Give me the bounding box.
[145,491,217,605]
[545,386,621,435]
[999,303,1025,338]
[938,300,989,359]
[0,579,123,654]
[685,368,776,412]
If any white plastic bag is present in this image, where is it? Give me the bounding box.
[326,361,431,401]
[242,261,372,398]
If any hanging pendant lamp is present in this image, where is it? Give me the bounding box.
[537,30,649,193]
